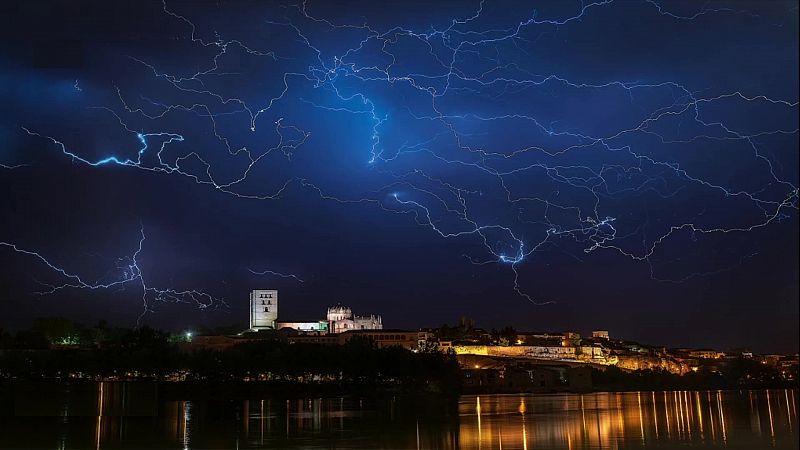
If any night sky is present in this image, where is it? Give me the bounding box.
[1,1,797,353]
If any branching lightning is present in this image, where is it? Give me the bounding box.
[0,226,225,324]
[9,0,798,308]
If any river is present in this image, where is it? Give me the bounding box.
[1,384,796,449]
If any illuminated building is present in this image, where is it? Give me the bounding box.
[248,292,381,334]
[688,349,726,359]
[450,344,582,360]
[591,330,610,339]
[276,320,329,332]
[326,304,382,333]
[249,289,278,330]
[274,305,382,333]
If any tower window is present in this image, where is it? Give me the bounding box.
[265,307,269,312]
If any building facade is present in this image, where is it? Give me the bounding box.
[339,330,416,350]
[276,320,329,332]
[326,305,383,333]
[250,289,278,330]
[688,349,726,359]
[591,330,610,340]
[247,292,382,334]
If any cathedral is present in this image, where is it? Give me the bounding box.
[326,304,383,333]
[249,290,382,333]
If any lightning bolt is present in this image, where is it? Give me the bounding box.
[248,268,305,284]
[1,225,226,324]
[12,0,798,307]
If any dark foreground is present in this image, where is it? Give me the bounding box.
[0,382,796,449]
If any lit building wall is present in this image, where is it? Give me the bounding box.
[352,315,382,330]
[591,330,609,339]
[451,345,610,362]
[339,330,416,350]
[688,350,726,359]
[277,321,329,332]
[250,289,278,330]
[579,346,605,360]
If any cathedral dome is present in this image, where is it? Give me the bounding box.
[327,304,353,321]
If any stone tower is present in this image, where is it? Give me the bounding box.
[250,289,278,330]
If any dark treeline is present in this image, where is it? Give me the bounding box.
[0,322,462,396]
[0,318,239,349]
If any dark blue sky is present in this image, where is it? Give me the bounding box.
[1,0,797,352]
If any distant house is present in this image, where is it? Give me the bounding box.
[688,349,726,360]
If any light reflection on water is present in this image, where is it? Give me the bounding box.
[0,385,796,449]
[458,390,798,449]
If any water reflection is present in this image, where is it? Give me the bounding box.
[458,390,798,449]
[0,386,796,449]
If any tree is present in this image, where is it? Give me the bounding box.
[498,326,516,344]
[14,329,49,349]
[418,340,440,354]
[32,317,80,345]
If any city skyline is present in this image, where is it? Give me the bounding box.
[1,0,798,355]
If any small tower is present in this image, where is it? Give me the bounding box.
[250,289,278,330]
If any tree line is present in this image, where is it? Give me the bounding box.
[0,319,462,395]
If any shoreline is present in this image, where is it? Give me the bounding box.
[2,379,796,402]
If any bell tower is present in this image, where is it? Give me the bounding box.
[250,289,278,330]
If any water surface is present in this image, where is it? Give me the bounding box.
[1,384,796,449]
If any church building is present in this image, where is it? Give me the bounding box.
[248,290,382,334]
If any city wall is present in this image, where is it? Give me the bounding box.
[451,345,608,362]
